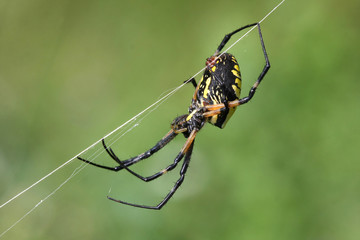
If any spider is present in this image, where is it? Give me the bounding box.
[78,23,270,210]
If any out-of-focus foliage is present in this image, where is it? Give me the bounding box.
[0,0,359,239]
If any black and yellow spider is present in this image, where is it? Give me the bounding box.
[78,23,270,210]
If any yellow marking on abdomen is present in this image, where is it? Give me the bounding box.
[232,69,241,78]
[235,77,241,88]
[209,114,218,125]
[234,64,240,71]
[232,85,240,97]
[233,77,241,97]
[231,56,237,63]
[203,77,212,98]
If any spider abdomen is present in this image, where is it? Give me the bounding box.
[197,53,242,128]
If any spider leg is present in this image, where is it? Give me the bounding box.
[216,23,260,53]
[114,129,196,182]
[101,139,148,178]
[184,77,197,88]
[107,129,197,210]
[77,156,117,171]
[77,129,178,171]
[235,23,270,105]
[101,137,181,182]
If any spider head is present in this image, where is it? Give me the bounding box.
[171,114,188,134]
[206,55,218,70]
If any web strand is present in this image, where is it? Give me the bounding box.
[0,0,286,237]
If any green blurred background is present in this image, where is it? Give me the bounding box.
[1,0,359,239]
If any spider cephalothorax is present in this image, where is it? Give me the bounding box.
[78,23,270,209]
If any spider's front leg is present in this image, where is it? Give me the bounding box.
[184,77,197,88]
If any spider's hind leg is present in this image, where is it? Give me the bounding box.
[108,129,197,210]
[77,129,178,172]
